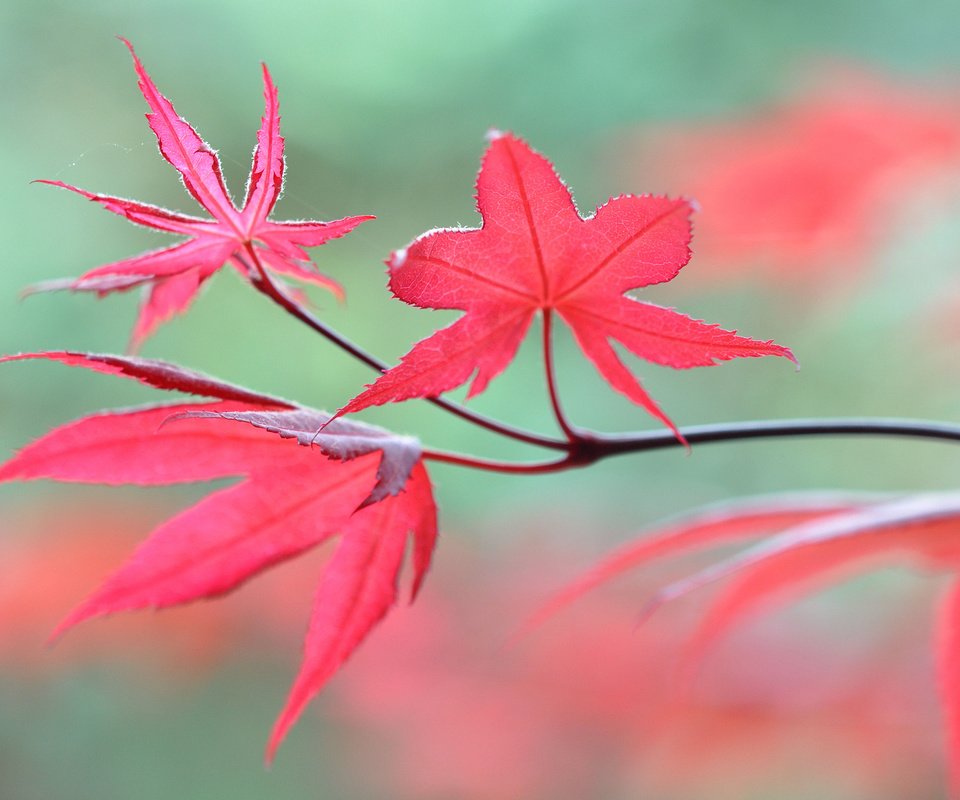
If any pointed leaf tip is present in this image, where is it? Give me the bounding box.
[0,351,294,407]
[264,469,436,758]
[117,36,139,65]
[48,605,93,645]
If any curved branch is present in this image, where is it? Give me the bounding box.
[591,418,960,458]
[423,448,572,474]
[237,249,960,467]
[422,417,960,474]
[239,247,568,452]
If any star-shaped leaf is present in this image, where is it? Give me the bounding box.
[338,132,794,438]
[35,39,373,348]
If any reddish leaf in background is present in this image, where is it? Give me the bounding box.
[520,493,860,636]
[542,492,960,798]
[0,506,239,674]
[939,579,960,800]
[339,132,794,438]
[34,39,373,348]
[0,352,437,759]
[630,70,960,281]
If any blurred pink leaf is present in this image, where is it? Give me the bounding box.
[628,69,960,282]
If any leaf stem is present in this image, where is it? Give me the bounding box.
[239,247,568,451]
[542,309,579,441]
[422,448,573,474]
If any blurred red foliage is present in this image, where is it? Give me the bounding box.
[324,538,943,800]
[0,500,360,674]
[0,501,236,675]
[0,504,943,800]
[622,67,960,285]
[0,506,947,796]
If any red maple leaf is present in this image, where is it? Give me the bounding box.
[34,39,373,349]
[337,132,794,438]
[0,352,437,760]
[531,492,960,798]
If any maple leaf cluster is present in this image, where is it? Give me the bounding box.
[0,352,437,757]
[2,38,795,759]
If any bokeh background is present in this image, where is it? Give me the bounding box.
[4,1,960,797]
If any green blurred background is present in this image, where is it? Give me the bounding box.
[4,1,960,797]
